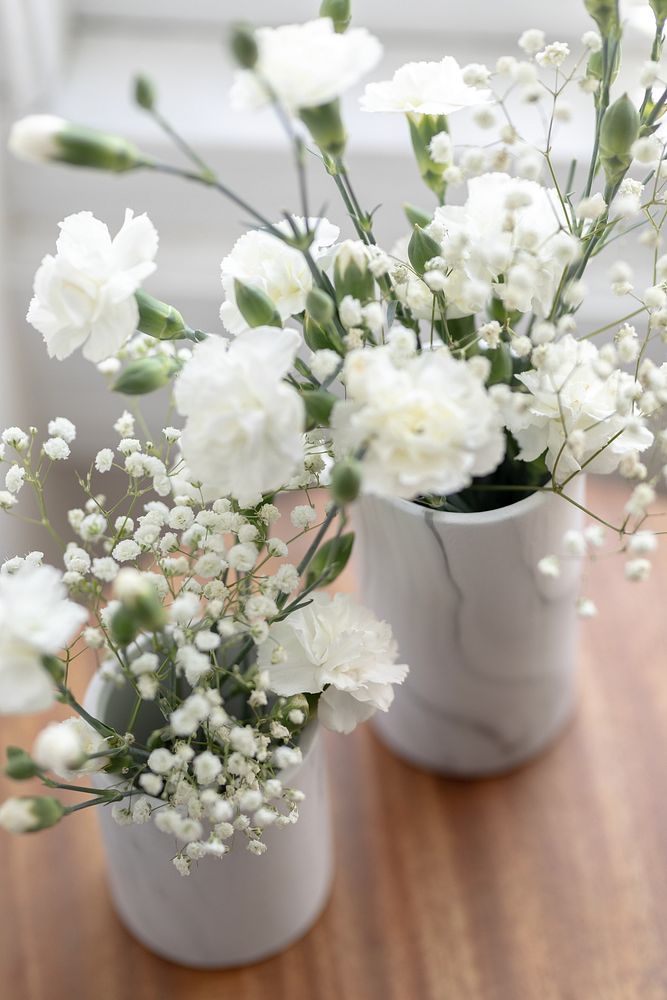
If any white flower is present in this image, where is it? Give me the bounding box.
[0,798,42,833]
[220,217,339,335]
[577,193,607,220]
[27,209,158,362]
[429,131,453,165]
[175,328,305,505]
[193,751,222,786]
[33,717,108,778]
[43,437,70,461]
[231,18,381,114]
[536,42,570,67]
[5,465,25,495]
[290,505,317,530]
[503,335,654,483]
[92,557,119,582]
[361,57,491,115]
[258,593,408,734]
[48,417,76,443]
[8,114,66,163]
[0,566,87,714]
[95,449,114,473]
[333,345,505,500]
[582,30,602,52]
[112,539,140,563]
[518,29,546,55]
[429,173,568,317]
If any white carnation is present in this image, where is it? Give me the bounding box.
[361,57,491,115]
[27,209,158,362]
[430,172,568,317]
[258,593,408,734]
[333,345,505,500]
[175,328,305,505]
[503,335,654,483]
[0,566,87,714]
[231,18,381,114]
[220,217,339,335]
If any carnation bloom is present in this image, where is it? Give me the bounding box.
[0,565,88,714]
[501,335,654,482]
[220,218,339,335]
[27,209,158,362]
[175,327,305,505]
[333,344,505,499]
[231,18,382,114]
[429,172,572,317]
[360,57,491,115]
[258,593,408,734]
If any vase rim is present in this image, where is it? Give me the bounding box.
[364,475,584,526]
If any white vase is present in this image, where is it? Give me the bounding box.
[354,481,584,776]
[83,671,334,968]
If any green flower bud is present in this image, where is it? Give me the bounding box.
[110,605,139,647]
[584,0,620,35]
[306,288,335,326]
[334,242,374,302]
[5,747,39,781]
[304,314,335,352]
[299,99,347,157]
[407,112,448,199]
[599,93,640,184]
[114,568,167,632]
[284,694,310,726]
[136,289,188,341]
[0,796,64,833]
[230,22,259,69]
[320,0,351,32]
[9,116,146,172]
[649,0,667,23]
[331,458,362,504]
[113,356,180,396]
[403,203,433,228]
[234,280,282,328]
[407,224,442,275]
[301,388,336,429]
[134,75,156,111]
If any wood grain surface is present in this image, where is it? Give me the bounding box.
[2,478,667,1000]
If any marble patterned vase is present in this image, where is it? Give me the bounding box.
[84,671,334,968]
[355,480,585,776]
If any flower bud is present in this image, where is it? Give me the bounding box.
[403,203,433,228]
[320,0,351,32]
[600,94,640,185]
[113,356,180,396]
[229,22,259,69]
[408,224,442,275]
[407,112,448,199]
[0,796,64,833]
[134,75,157,111]
[113,568,167,632]
[306,288,335,326]
[649,0,667,24]
[110,605,139,647]
[9,116,145,172]
[299,99,347,157]
[136,290,188,340]
[584,0,620,35]
[4,747,39,781]
[334,241,374,302]
[304,314,336,352]
[331,458,362,504]
[234,280,282,328]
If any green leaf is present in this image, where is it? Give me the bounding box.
[301,388,336,428]
[305,532,355,589]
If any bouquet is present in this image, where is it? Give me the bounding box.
[1,0,666,864]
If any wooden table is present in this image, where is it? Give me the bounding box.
[2,479,667,1000]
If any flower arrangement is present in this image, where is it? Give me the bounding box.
[2,0,667,860]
